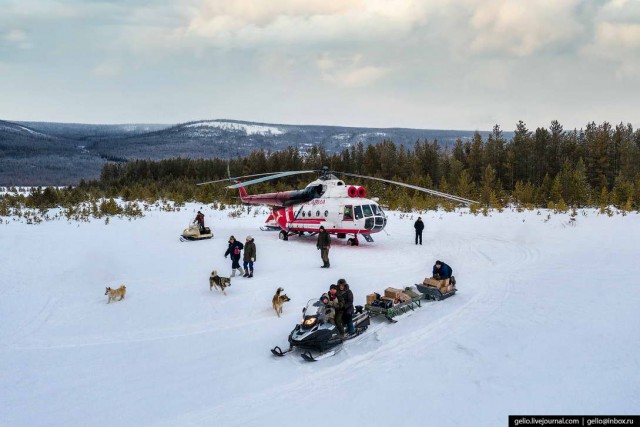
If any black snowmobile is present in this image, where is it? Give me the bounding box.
[271,298,371,362]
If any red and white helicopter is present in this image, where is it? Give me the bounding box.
[200,167,476,246]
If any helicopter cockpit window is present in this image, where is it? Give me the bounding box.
[343,205,353,220]
[354,205,363,220]
[371,204,380,215]
[362,204,373,217]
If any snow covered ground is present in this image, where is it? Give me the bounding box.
[1,206,639,427]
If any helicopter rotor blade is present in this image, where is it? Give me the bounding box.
[196,172,288,186]
[225,170,317,189]
[338,172,478,205]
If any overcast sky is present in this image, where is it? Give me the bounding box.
[1,0,639,130]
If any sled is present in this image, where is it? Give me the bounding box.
[415,283,457,301]
[364,288,423,323]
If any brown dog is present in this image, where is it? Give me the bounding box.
[209,270,231,295]
[105,285,126,304]
[272,287,291,317]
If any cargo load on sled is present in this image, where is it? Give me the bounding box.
[271,298,370,362]
[416,275,457,301]
[364,286,424,323]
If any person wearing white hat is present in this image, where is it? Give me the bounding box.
[243,236,256,278]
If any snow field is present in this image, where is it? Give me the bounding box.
[0,206,638,427]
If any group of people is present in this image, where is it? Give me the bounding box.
[318,279,355,337]
[194,211,258,278]
[199,210,450,289]
[224,235,257,278]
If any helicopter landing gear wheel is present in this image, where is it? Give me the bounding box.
[279,230,289,241]
[347,237,359,246]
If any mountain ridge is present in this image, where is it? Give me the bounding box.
[1,118,505,185]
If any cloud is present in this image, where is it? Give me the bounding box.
[92,62,123,78]
[581,21,640,78]
[315,53,389,87]
[182,0,435,48]
[467,0,584,56]
[2,29,33,49]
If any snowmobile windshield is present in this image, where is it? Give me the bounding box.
[303,299,326,318]
[301,299,326,329]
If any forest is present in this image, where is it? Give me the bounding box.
[1,120,639,217]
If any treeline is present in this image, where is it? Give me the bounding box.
[2,120,640,213]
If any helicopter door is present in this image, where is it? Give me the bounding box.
[354,206,363,220]
[362,205,374,230]
[343,205,353,221]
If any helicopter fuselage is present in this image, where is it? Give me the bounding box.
[238,178,387,241]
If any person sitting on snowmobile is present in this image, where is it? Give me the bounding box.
[194,210,205,233]
[320,293,336,325]
[224,235,244,277]
[329,285,344,335]
[337,279,355,335]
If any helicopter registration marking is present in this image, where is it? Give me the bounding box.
[309,199,326,205]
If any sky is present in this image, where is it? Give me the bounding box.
[1,0,639,130]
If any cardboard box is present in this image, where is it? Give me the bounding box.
[385,287,404,299]
[366,293,378,305]
[423,278,440,287]
[397,292,412,303]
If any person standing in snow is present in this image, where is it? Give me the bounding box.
[224,235,244,277]
[337,279,355,335]
[414,217,424,245]
[194,210,205,233]
[317,226,331,268]
[243,235,256,278]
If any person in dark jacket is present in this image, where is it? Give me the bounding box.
[316,226,331,268]
[414,217,424,245]
[329,284,344,335]
[224,235,244,277]
[337,279,355,335]
[242,235,256,278]
[424,260,456,290]
[194,210,205,233]
[432,260,452,280]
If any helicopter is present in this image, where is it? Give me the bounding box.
[199,167,477,246]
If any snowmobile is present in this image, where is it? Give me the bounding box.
[271,298,371,362]
[180,223,213,242]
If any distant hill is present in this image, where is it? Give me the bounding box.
[1,118,506,185]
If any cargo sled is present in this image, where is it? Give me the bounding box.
[364,286,424,323]
[415,277,457,301]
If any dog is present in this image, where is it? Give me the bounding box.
[272,287,291,317]
[209,270,231,295]
[105,285,126,304]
